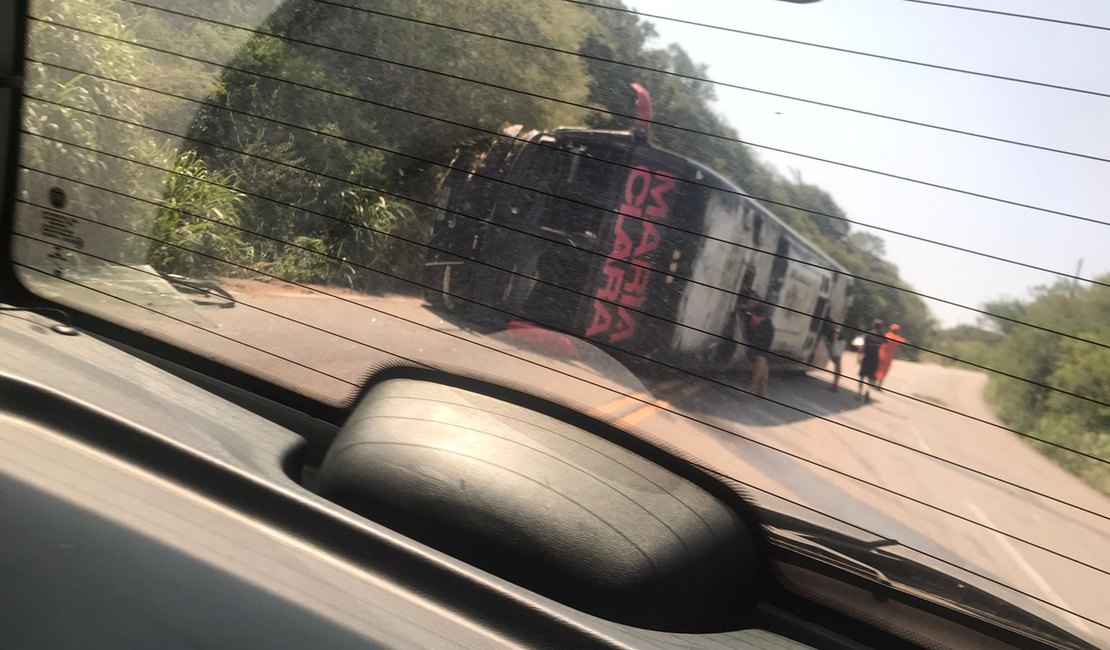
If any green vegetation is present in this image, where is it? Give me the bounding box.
[929,279,1110,494]
[148,150,247,277]
[925,323,1003,369]
[25,0,935,326]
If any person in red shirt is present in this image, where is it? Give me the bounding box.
[875,323,906,389]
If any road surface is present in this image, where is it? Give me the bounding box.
[27,270,1110,645]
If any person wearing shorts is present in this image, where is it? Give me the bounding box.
[738,291,775,397]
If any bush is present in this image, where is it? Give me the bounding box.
[949,280,1110,495]
[254,235,331,284]
[252,189,428,294]
[328,189,427,293]
[148,149,248,276]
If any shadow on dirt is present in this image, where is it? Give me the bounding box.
[638,364,870,428]
[427,298,869,428]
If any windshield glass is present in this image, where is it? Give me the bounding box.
[10,0,1109,646]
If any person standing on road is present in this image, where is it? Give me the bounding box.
[826,326,847,392]
[875,323,906,389]
[858,319,884,401]
[738,290,775,397]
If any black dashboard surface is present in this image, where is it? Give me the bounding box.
[0,310,813,649]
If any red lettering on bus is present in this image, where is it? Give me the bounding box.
[595,263,624,301]
[609,307,637,343]
[645,173,676,219]
[624,166,651,207]
[622,266,651,297]
[631,222,660,259]
[586,165,675,344]
[585,301,613,337]
[611,215,634,260]
[619,202,643,218]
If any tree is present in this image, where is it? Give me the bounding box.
[19,0,259,275]
[974,278,1110,493]
[183,0,596,290]
[979,298,1026,336]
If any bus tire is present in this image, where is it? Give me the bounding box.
[425,265,462,314]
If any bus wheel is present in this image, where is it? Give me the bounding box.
[440,265,460,312]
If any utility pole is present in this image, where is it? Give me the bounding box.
[1072,258,1083,297]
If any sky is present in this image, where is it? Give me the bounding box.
[624,0,1110,326]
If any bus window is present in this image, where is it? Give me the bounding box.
[766,238,790,306]
[740,265,757,293]
[537,144,620,242]
[810,297,829,333]
[501,143,564,224]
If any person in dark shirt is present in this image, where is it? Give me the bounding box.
[738,291,775,396]
[825,325,847,392]
[858,319,884,401]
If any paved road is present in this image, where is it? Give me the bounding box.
[634,361,1110,644]
[30,270,1110,645]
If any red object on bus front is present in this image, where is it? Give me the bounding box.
[631,82,653,130]
[505,320,580,358]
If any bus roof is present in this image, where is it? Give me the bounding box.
[544,128,849,275]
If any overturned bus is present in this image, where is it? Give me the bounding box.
[421,120,852,374]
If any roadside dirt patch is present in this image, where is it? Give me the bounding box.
[216,277,417,302]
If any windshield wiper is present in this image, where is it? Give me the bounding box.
[769,526,894,590]
[759,508,1099,650]
[159,273,236,308]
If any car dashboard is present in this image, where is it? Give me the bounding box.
[1,308,1089,650]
